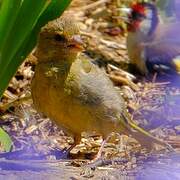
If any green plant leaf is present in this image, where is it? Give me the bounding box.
[0,127,12,152]
[0,0,72,98]
[0,0,49,70]
[0,0,22,54]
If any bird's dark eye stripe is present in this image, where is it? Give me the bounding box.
[54,34,66,42]
[131,11,145,20]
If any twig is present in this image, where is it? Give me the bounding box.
[78,0,111,11]
[108,64,136,80]
[0,94,32,112]
[109,74,139,91]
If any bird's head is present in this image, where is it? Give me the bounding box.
[36,15,83,62]
[121,2,159,36]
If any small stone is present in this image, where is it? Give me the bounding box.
[175,125,180,132]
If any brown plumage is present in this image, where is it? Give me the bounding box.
[31,15,172,157]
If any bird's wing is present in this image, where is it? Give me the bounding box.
[66,54,174,149]
[143,38,180,74]
[66,53,125,121]
[145,22,180,73]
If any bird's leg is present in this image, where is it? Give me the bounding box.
[152,72,158,83]
[90,133,116,162]
[114,133,127,152]
[95,139,106,160]
[54,134,81,159]
[96,133,127,159]
[67,134,81,152]
[85,133,122,168]
[84,137,108,168]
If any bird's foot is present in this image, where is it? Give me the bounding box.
[165,142,175,152]
[80,157,108,178]
[50,147,70,159]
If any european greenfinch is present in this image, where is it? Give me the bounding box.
[31,15,172,158]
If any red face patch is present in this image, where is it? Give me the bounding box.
[127,3,146,32]
[131,3,145,15]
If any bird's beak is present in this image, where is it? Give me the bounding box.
[118,7,132,23]
[119,7,132,14]
[68,35,84,50]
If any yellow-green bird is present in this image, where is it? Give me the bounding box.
[31,15,172,158]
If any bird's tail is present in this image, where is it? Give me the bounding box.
[121,111,173,151]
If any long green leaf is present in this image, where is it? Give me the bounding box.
[0,0,72,98]
[0,0,22,52]
[0,0,49,69]
[0,0,50,96]
[0,127,12,152]
[36,0,72,28]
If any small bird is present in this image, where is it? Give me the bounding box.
[122,2,180,76]
[31,15,171,159]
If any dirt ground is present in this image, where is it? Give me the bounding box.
[0,153,180,180]
[0,0,180,179]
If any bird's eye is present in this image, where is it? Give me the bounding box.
[54,34,66,42]
[131,11,145,20]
